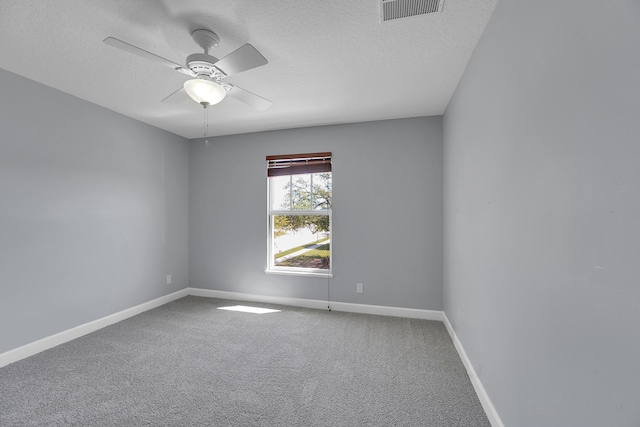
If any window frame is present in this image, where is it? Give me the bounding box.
[265,154,333,278]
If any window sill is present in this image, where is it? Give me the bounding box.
[265,269,333,279]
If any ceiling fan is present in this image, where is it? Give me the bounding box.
[103,29,271,111]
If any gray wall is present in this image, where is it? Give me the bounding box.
[189,117,443,310]
[443,0,640,426]
[0,68,190,354]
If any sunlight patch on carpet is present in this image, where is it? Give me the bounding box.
[217,305,281,314]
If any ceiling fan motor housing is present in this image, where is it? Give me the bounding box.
[186,53,226,80]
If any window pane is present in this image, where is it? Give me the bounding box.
[270,173,332,212]
[290,175,312,210]
[270,175,291,211]
[273,214,330,270]
[271,174,319,211]
[311,172,332,210]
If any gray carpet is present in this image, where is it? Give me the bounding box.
[0,296,490,426]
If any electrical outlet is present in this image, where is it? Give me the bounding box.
[166,275,172,285]
[356,283,363,294]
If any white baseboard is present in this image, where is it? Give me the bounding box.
[187,288,329,310]
[329,300,444,321]
[0,289,189,368]
[187,288,444,321]
[442,313,504,427]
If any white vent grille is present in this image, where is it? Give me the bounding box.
[380,0,444,22]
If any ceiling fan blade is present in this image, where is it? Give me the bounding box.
[161,87,190,104]
[213,44,268,76]
[226,85,272,111]
[103,37,194,76]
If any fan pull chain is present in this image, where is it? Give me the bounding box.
[203,106,210,147]
[203,106,208,137]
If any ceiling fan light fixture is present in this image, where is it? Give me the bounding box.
[184,78,226,107]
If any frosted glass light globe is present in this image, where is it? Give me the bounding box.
[183,78,226,106]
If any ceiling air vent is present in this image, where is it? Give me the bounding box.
[380,0,445,23]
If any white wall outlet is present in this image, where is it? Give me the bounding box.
[356,283,363,293]
[166,275,172,285]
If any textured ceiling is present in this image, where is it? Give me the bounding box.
[0,0,497,139]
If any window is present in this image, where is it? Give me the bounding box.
[266,152,332,276]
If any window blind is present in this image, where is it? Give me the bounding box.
[266,152,332,177]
